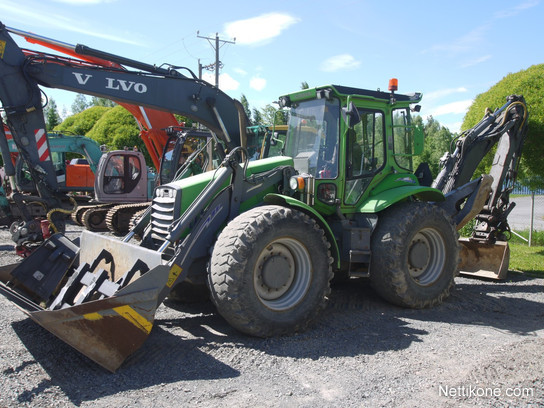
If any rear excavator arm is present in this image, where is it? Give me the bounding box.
[433,95,528,244]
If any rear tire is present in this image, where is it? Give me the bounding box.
[370,202,459,308]
[208,205,333,337]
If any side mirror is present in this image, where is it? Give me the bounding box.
[413,125,424,155]
[342,102,361,127]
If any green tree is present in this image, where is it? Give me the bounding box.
[44,98,62,131]
[90,97,116,108]
[240,94,253,126]
[85,105,148,164]
[252,108,263,127]
[413,116,453,178]
[260,104,287,126]
[71,94,90,114]
[462,64,544,189]
[301,81,309,89]
[54,106,110,135]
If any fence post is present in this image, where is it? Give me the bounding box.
[529,191,535,247]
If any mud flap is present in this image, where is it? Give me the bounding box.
[458,238,510,280]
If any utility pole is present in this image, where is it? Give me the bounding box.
[196,31,235,87]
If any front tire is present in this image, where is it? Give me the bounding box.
[370,202,459,308]
[208,205,333,337]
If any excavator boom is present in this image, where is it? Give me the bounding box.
[435,95,528,279]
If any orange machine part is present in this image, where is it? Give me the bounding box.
[66,164,94,188]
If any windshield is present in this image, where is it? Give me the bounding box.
[160,135,209,184]
[285,98,340,179]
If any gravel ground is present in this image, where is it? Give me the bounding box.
[0,224,543,408]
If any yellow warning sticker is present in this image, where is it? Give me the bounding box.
[0,40,6,59]
[167,264,182,288]
[83,312,103,321]
[113,305,153,334]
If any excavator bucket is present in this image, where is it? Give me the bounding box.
[0,232,174,372]
[458,238,510,280]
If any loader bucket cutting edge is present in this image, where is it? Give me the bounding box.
[24,287,161,372]
[458,238,510,280]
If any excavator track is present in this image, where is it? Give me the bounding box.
[105,202,150,235]
[72,203,113,227]
[82,206,110,231]
[129,208,148,241]
[71,205,93,226]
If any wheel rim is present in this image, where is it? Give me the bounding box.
[407,228,446,286]
[254,238,312,311]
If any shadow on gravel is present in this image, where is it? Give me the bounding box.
[414,273,544,336]
[9,315,239,406]
[161,274,544,360]
[6,272,543,405]
[162,280,430,361]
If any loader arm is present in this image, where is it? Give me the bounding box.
[0,151,292,371]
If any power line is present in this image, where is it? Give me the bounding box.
[196,31,235,87]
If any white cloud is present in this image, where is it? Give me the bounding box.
[0,0,139,45]
[202,72,239,91]
[424,87,468,101]
[320,54,361,72]
[250,76,267,91]
[234,68,248,76]
[423,25,489,56]
[429,100,473,117]
[224,13,299,46]
[460,55,492,68]
[494,0,539,18]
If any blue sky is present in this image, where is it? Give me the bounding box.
[1,0,541,132]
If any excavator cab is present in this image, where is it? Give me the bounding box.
[95,149,150,203]
[158,127,213,185]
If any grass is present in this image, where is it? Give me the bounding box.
[509,243,544,277]
[509,229,544,246]
[459,223,544,277]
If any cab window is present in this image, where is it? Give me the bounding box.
[344,109,385,204]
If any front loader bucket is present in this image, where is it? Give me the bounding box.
[0,232,175,372]
[458,238,510,280]
[10,287,161,372]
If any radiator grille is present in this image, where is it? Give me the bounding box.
[150,186,179,241]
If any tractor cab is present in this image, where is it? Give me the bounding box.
[280,81,425,215]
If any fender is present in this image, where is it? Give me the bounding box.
[359,185,445,213]
[264,193,341,269]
